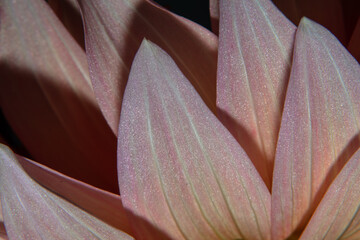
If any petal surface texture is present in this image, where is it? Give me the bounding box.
[77,0,218,133]
[217,0,296,187]
[0,0,117,192]
[272,17,360,239]
[118,40,271,240]
[0,144,134,240]
[300,148,360,239]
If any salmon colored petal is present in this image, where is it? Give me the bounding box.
[209,0,219,35]
[299,148,360,239]
[0,0,118,193]
[348,18,360,63]
[217,0,296,188]
[118,40,271,240]
[77,0,218,134]
[271,0,347,44]
[17,153,132,235]
[48,0,85,49]
[0,144,134,240]
[272,17,360,240]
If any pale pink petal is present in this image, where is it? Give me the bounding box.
[0,144,134,240]
[209,0,219,35]
[17,154,132,235]
[0,0,118,192]
[348,18,360,63]
[118,40,271,240]
[77,0,218,134]
[299,148,360,239]
[272,0,347,44]
[272,17,360,239]
[48,0,85,49]
[217,0,296,188]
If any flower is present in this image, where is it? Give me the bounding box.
[0,0,359,239]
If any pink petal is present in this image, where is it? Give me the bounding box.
[77,0,218,134]
[17,153,132,235]
[0,0,118,192]
[348,17,360,63]
[48,0,85,49]
[0,144,134,240]
[118,40,271,240]
[217,0,296,188]
[209,0,219,35]
[272,17,360,239]
[299,148,360,239]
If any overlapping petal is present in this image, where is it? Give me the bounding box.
[0,144,134,240]
[118,40,271,240]
[0,0,117,192]
[217,0,296,188]
[272,17,360,239]
[299,148,360,239]
[17,153,132,234]
[77,0,218,133]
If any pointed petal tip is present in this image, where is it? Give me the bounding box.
[119,41,271,240]
[299,16,311,25]
[272,9,360,239]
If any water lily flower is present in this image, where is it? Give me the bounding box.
[0,0,359,239]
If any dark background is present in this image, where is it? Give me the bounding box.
[153,0,211,30]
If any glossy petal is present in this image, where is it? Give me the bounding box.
[272,18,360,239]
[299,148,360,239]
[48,0,85,49]
[348,18,360,63]
[77,0,218,133]
[0,0,118,192]
[217,0,296,188]
[118,40,271,240]
[0,144,134,240]
[17,153,132,235]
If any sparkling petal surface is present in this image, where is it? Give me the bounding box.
[299,148,360,239]
[0,0,117,192]
[118,40,271,240]
[272,17,360,239]
[77,0,218,134]
[0,144,134,240]
[217,0,296,188]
